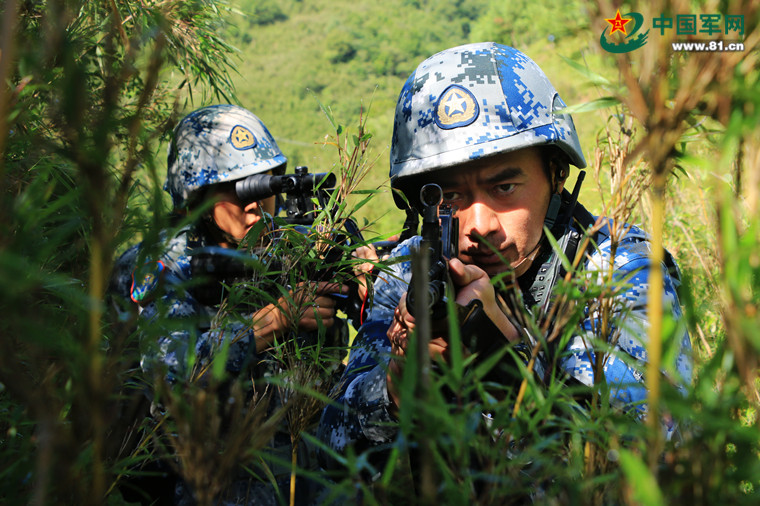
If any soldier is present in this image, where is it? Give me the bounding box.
[110,104,372,504]
[318,43,692,465]
[111,104,349,380]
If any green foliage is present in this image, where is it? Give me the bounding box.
[0,0,238,503]
[222,0,492,235]
[470,0,591,46]
[323,27,358,64]
[2,0,760,504]
[236,0,288,26]
[317,259,661,503]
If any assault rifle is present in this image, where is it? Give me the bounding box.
[405,184,458,320]
[190,166,369,325]
[404,184,520,385]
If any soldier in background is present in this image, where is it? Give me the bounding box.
[319,42,692,471]
[110,104,373,504]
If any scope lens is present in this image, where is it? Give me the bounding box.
[420,183,443,207]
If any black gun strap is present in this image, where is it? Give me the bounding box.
[525,203,603,381]
[521,203,599,380]
[401,208,420,243]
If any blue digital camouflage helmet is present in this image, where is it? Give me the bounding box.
[390,42,586,209]
[165,104,287,209]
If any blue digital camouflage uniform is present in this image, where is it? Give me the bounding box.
[112,103,293,381]
[318,219,693,454]
[111,223,346,505]
[111,225,261,381]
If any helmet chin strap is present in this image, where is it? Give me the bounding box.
[508,237,544,272]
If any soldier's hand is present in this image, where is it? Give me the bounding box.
[448,258,520,343]
[386,293,448,414]
[297,281,347,331]
[251,281,348,351]
[353,244,378,302]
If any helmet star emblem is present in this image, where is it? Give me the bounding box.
[230,125,257,150]
[435,85,479,130]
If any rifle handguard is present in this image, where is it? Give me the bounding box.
[406,183,458,320]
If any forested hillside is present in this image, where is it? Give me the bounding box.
[216,0,598,234]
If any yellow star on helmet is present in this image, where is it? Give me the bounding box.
[230,125,257,150]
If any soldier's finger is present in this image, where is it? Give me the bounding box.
[314,295,336,309]
[315,281,347,295]
[448,257,488,287]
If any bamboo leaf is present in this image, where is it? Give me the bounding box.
[557,96,621,115]
[618,449,666,506]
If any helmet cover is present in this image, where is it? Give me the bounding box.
[166,104,287,209]
[390,42,586,207]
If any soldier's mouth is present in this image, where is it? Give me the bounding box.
[461,249,512,268]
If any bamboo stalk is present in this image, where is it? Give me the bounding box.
[645,171,666,469]
[86,183,108,505]
[410,247,436,504]
[0,0,18,182]
[290,441,297,506]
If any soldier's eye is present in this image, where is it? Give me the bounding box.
[494,183,516,195]
[442,191,460,202]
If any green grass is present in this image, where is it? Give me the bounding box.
[3,0,759,503]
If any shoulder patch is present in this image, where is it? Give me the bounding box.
[131,260,166,305]
[435,85,480,130]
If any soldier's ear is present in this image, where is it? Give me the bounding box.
[550,158,568,194]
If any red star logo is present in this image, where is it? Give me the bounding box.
[605,10,631,35]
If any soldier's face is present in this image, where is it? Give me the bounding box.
[438,147,560,277]
[212,189,275,244]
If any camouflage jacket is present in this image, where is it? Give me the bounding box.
[110,224,347,504]
[318,214,693,455]
[111,224,349,381]
[111,225,263,380]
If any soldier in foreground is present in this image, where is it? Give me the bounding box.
[319,42,692,479]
